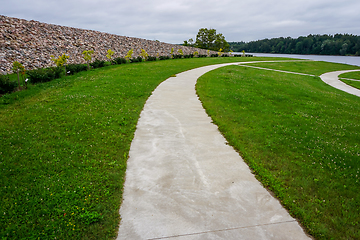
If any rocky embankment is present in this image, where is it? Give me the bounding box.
[0,15,214,74]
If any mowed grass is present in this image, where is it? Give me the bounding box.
[339,71,360,90]
[196,63,360,239]
[0,56,285,239]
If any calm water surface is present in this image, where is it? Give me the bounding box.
[240,53,360,67]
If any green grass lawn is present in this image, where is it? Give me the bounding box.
[339,71,360,90]
[196,63,360,240]
[0,56,286,239]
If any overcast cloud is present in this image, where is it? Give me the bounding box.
[1,0,360,43]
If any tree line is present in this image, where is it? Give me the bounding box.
[229,34,360,56]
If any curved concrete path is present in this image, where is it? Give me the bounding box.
[117,62,311,240]
[320,70,360,97]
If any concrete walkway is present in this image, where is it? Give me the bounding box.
[116,62,311,240]
[320,70,360,97]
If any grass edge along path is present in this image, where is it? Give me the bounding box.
[0,57,293,240]
[339,71,360,90]
[196,62,360,240]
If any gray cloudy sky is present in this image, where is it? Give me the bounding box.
[1,0,360,44]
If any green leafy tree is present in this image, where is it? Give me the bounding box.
[170,48,174,58]
[12,61,26,88]
[106,49,115,60]
[82,50,94,70]
[194,28,229,51]
[193,51,199,57]
[51,53,69,75]
[140,49,149,60]
[125,49,133,61]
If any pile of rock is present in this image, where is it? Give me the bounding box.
[0,15,216,74]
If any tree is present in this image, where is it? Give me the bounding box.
[12,61,25,88]
[82,50,94,70]
[51,53,69,75]
[194,28,229,51]
[106,49,115,60]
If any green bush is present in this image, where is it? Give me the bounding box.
[0,74,17,94]
[173,54,182,59]
[210,54,219,57]
[183,54,194,58]
[90,59,106,69]
[221,54,229,57]
[147,56,157,61]
[112,57,127,65]
[198,54,207,58]
[159,56,170,60]
[130,57,143,63]
[27,67,63,84]
[66,63,88,75]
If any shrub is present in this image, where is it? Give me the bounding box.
[183,54,194,58]
[221,54,229,57]
[90,59,106,69]
[173,54,182,59]
[66,63,88,75]
[27,67,62,84]
[112,57,127,65]
[198,54,207,58]
[130,56,143,63]
[82,50,94,70]
[159,56,170,60]
[147,56,157,61]
[210,54,219,57]
[0,74,17,94]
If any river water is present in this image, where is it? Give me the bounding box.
[236,53,360,67]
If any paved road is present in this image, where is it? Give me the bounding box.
[116,62,312,240]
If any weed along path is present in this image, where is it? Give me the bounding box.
[116,62,311,240]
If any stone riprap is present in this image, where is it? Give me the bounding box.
[0,15,215,74]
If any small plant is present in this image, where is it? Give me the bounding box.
[27,67,62,83]
[178,49,183,56]
[172,54,182,59]
[147,56,157,61]
[66,63,88,75]
[51,53,69,75]
[12,61,26,88]
[90,59,106,69]
[112,57,127,65]
[159,56,170,60]
[0,74,17,94]
[140,49,149,61]
[170,48,174,58]
[82,50,94,70]
[217,48,223,57]
[106,49,115,61]
[207,50,210,57]
[194,51,199,57]
[125,49,133,61]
